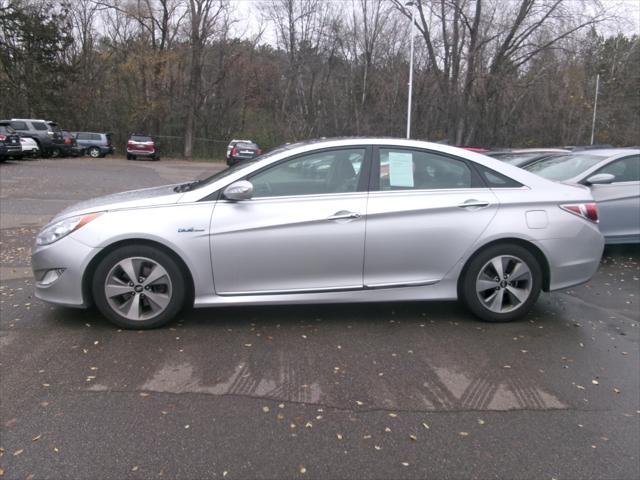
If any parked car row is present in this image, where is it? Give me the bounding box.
[485,147,639,245]
[0,117,117,161]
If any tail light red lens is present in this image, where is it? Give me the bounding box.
[64,137,72,144]
[0,134,6,141]
[256,149,262,155]
[231,147,238,157]
[560,202,599,223]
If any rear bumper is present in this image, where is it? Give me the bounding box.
[127,149,155,156]
[540,225,605,291]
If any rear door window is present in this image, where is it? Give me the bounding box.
[32,122,49,131]
[377,148,473,190]
[10,121,27,130]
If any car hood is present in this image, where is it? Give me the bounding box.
[51,184,182,222]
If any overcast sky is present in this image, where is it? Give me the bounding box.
[228,0,640,45]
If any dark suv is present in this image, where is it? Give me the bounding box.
[74,132,114,158]
[61,130,85,157]
[2,118,62,157]
[226,140,261,166]
[0,121,22,161]
[127,134,159,160]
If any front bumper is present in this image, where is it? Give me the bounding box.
[32,235,101,307]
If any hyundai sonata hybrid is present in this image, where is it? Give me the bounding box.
[32,138,605,329]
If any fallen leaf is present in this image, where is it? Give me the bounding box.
[374,445,381,450]
[278,403,285,409]
[384,427,391,433]
[422,422,430,430]
[409,434,417,441]
[13,449,23,456]
[576,385,585,390]
[355,400,364,406]
[592,380,599,385]
[139,392,150,397]
[478,419,485,425]
[184,424,190,429]
[132,466,139,472]
[31,434,42,442]
[305,421,313,428]
[299,465,307,474]
[459,432,469,437]
[244,343,252,347]
[223,471,228,477]
[614,388,621,394]
[388,413,397,418]
[401,462,409,466]
[262,406,270,413]
[336,433,343,440]
[277,413,285,420]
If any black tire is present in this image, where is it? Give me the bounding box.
[92,245,187,329]
[126,154,133,160]
[88,147,101,158]
[460,243,542,322]
[51,147,61,158]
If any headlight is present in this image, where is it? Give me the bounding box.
[36,212,102,246]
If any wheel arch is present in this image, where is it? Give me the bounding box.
[457,238,551,296]
[82,238,195,308]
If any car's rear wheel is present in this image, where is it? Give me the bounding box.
[460,244,542,322]
[51,147,61,158]
[88,147,101,158]
[92,245,186,329]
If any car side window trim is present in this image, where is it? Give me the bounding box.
[369,145,485,192]
[198,145,373,202]
[249,145,373,199]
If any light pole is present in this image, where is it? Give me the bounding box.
[406,1,416,139]
[590,73,600,146]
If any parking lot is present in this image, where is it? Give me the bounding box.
[0,157,638,479]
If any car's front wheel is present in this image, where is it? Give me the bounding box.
[460,244,542,322]
[92,245,187,329]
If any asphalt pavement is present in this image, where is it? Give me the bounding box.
[0,157,638,479]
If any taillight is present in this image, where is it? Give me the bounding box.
[127,140,134,146]
[560,203,599,223]
[256,149,262,155]
[64,137,72,144]
[0,134,6,141]
[231,147,238,156]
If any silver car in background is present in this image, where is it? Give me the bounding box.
[525,149,640,244]
[32,138,605,329]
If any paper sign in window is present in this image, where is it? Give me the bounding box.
[388,152,414,187]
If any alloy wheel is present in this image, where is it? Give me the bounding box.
[475,255,532,314]
[104,256,173,321]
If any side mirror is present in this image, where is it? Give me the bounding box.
[223,180,253,201]
[585,173,615,185]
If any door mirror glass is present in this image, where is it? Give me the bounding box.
[224,180,254,201]
[585,173,615,185]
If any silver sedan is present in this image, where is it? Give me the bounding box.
[525,149,640,244]
[32,138,605,329]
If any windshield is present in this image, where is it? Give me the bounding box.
[525,154,605,181]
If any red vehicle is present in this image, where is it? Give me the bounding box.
[127,134,159,161]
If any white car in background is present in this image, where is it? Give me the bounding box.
[21,137,40,158]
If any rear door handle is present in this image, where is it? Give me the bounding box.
[327,211,361,221]
[458,199,490,209]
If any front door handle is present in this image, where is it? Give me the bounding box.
[327,211,361,221]
[458,199,490,209]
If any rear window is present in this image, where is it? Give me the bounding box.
[91,133,102,141]
[236,142,258,149]
[0,125,16,134]
[32,122,49,131]
[131,135,152,142]
[525,154,605,181]
[10,121,27,130]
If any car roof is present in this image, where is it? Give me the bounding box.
[8,118,49,122]
[564,148,639,157]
